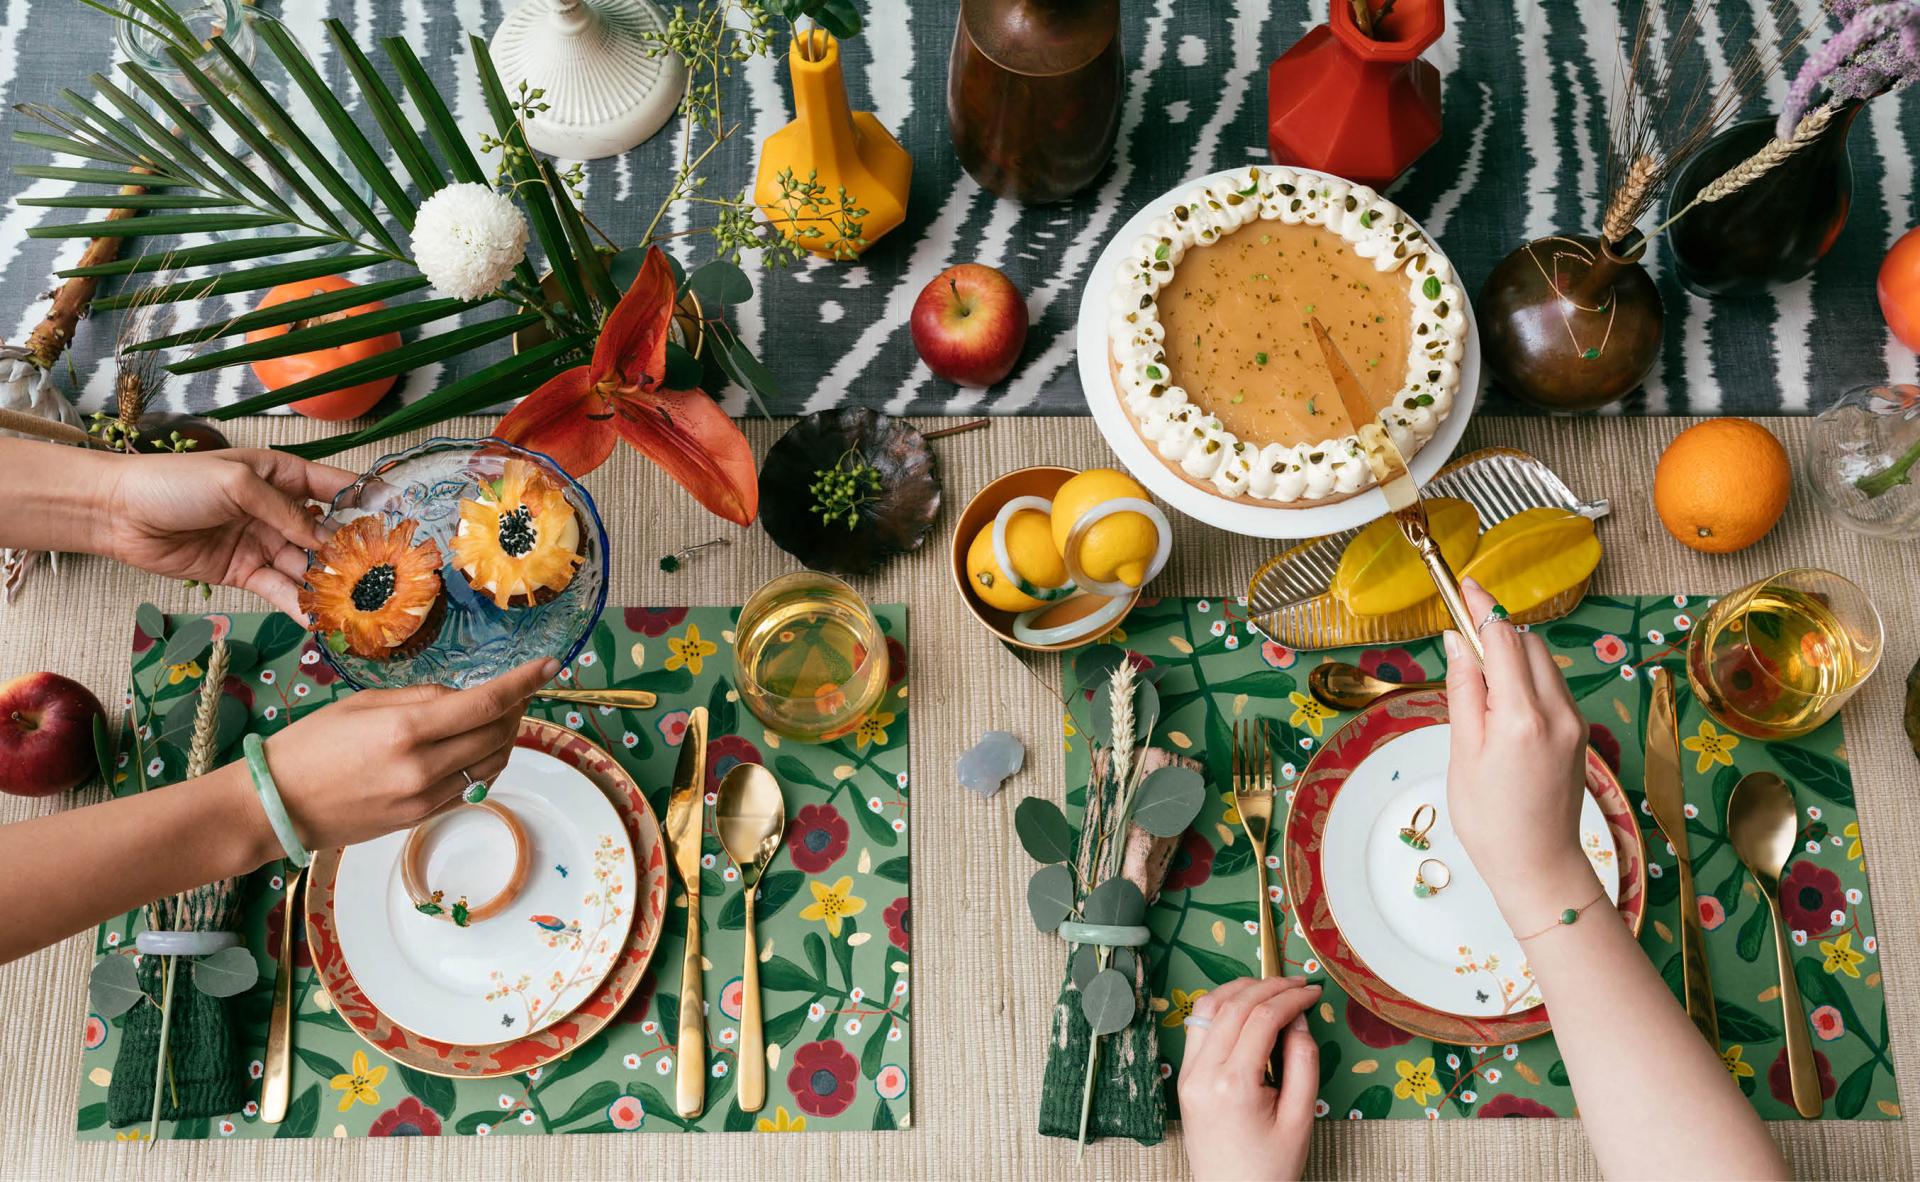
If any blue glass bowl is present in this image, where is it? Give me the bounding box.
[311,437,610,691]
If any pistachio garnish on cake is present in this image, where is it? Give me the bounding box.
[449,459,585,609]
[1106,165,1468,505]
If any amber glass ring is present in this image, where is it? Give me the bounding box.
[401,799,531,927]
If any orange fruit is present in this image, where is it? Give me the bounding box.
[1653,418,1790,554]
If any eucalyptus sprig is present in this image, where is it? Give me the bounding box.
[809,447,884,529]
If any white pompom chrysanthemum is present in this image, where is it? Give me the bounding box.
[410,183,529,300]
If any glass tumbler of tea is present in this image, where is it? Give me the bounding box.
[1685,568,1883,740]
[735,571,889,743]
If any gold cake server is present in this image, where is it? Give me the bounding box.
[1309,317,1483,661]
[663,706,709,1118]
[1646,675,1719,1049]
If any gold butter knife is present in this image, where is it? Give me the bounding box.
[260,865,303,1124]
[1309,318,1484,662]
[1646,675,1718,1049]
[663,706,709,1118]
[535,687,658,710]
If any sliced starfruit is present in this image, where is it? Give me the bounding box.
[1332,497,1481,617]
[1458,506,1602,615]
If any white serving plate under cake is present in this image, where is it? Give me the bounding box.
[1076,164,1483,540]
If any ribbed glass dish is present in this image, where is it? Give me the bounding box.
[1246,448,1609,649]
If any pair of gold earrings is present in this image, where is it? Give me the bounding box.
[1398,803,1450,898]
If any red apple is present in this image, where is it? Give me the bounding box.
[910,263,1028,387]
[0,672,105,797]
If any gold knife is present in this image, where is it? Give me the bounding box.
[534,687,658,710]
[1645,675,1719,1049]
[663,706,709,1118]
[1309,318,1484,660]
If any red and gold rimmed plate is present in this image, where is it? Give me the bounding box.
[306,717,670,1078]
[1283,689,1646,1043]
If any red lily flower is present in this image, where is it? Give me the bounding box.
[495,246,758,525]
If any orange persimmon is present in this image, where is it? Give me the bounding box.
[246,275,403,420]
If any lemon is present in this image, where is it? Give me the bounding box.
[1332,498,1481,617]
[1051,469,1159,588]
[1458,507,1602,615]
[965,511,1069,613]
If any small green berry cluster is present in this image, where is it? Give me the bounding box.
[809,448,883,530]
[86,412,197,454]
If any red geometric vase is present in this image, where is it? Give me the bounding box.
[1265,0,1444,189]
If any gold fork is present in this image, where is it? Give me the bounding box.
[1232,719,1282,980]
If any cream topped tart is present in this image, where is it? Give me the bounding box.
[1107,166,1467,504]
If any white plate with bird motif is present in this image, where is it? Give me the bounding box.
[332,747,637,1046]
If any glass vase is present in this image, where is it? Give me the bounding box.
[1809,383,1920,538]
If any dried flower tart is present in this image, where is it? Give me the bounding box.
[299,516,447,660]
[1107,165,1467,505]
[449,459,585,609]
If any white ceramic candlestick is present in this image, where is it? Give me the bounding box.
[489,0,688,160]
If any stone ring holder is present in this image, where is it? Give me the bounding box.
[401,799,532,926]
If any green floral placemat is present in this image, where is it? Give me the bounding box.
[1059,594,1899,1121]
[77,605,911,1140]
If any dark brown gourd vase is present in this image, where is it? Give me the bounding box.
[1477,235,1663,412]
[947,0,1122,204]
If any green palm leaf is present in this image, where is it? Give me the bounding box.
[257,21,415,232]
[118,62,301,222]
[383,38,488,187]
[71,79,238,200]
[471,34,595,320]
[17,193,243,210]
[12,165,189,187]
[276,333,592,461]
[58,235,338,279]
[12,123,145,169]
[324,19,443,198]
[208,311,542,419]
[206,39,401,256]
[167,297,478,375]
[26,211,285,239]
[90,253,388,312]
[129,276,431,351]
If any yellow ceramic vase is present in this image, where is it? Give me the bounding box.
[754,29,911,258]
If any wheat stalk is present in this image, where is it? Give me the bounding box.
[184,638,229,779]
[1602,153,1659,245]
[1642,102,1839,242]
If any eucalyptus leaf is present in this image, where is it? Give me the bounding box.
[664,340,703,389]
[1070,944,1137,990]
[1025,864,1075,933]
[1072,644,1126,692]
[135,602,166,643]
[91,713,112,792]
[1082,877,1146,926]
[1013,796,1074,865]
[191,945,259,998]
[1080,968,1136,1035]
[1130,765,1207,838]
[88,955,144,1017]
[159,617,214,669]
[688,258,752,305]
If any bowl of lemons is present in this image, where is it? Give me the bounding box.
[950,467,1172,652]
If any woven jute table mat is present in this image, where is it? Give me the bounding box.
[1,414,1913,1180]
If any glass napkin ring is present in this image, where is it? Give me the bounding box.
[401,799,532,927]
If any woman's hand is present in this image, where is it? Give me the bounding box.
[1443,578,1595,911]
[1176,976,1321,1182]
[256,656,558,853]
[100,448,355,618]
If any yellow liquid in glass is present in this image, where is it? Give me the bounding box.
[736,578,887,743]
[1687,587,1860,740]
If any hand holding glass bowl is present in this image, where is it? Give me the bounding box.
[302,437,609,692]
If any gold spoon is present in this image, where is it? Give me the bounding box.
[1727,770,1823,1119]
[1307,661,1444,711]
[716,763,787,1114]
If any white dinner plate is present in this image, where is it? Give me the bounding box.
[1074,164,1483,539]
[1318,724,1620,1019]
[332,747,638,1046]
